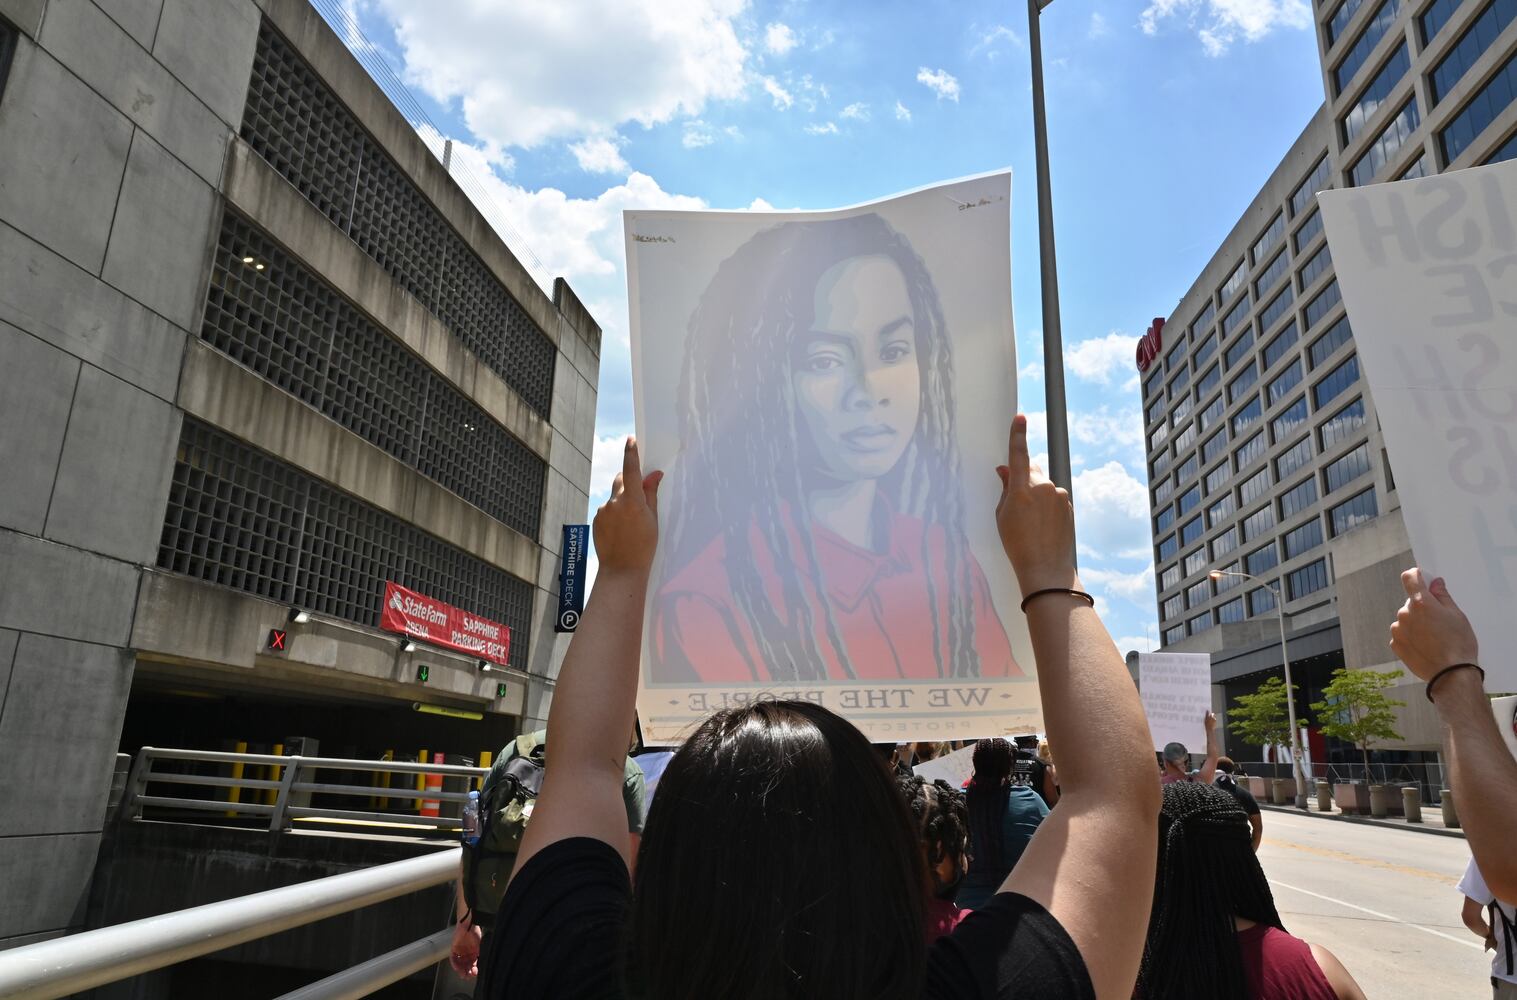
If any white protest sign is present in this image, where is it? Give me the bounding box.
[1319,161,1517,692]
[1139,652,1212,752]
[913,743,976,788]
[1494,695,1517,764]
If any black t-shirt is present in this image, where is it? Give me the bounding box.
[1216,775,1261,816]
[480,837,1095,1000]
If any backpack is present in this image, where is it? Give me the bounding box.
[462,732,546,926]
[1491,902,1517,978]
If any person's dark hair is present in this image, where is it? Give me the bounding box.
[1216,756,1237,774]
[898,773,970,887]
[965,737,1014,872]
[1137,782,1286,999]
[662,212,978,681]
[625,700,927,998]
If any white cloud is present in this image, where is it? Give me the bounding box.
[764,21,799,55]
[370,0,749,149]
[1066,331,1140,386]
[1139,0,1311,55]
[682,120,741,148]
[804,121,840,135]
[894,100,912,121]
[840,102,871,121]
[568,135,628,174]
[1114,634,1157,655]
[1089,11,1111,37]
[1070,405,1146,453]
[589,434,630,500]
[1070,461,1152,560]
[916,67,961,102]
[747,196,776,210]
[972,24,1023,58]
[1082,563,1156,603]
[762,75,795,110]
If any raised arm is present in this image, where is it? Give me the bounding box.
[996,415,1162,1000]
[508,439,662,880]
[1196,710,1219,786]
[1389,569,1517,900]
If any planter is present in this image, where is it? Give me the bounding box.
[1315,780,1332,813]
[1369,784,1390,818]
[1440,788,1460,828]
[1246,776,1269,799]
[1402,786,1423,823]
[1270,778,1296,805]
[1335,782,1371,815]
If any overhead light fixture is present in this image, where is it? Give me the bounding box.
[402,640,418,652]
[241,255,255,264]
[254,263,266,271]
[288,607,311,624]
[478,659,493,672]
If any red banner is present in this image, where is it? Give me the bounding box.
[380,581,511,666]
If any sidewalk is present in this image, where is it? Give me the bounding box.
[1257,797,1466,838]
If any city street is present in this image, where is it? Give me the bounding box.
[1258,810,1489,998]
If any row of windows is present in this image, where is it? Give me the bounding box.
[1309,316,1353,369]
[1489,130,1517,163]
[1330,0,1369,45]
[1298,243,1334,291]
[1335,0,1403,96]
[1422,0,1463,43]
[1343,42,1412,144]
[1291,157,1333,217]
[1441,48,1517,164]
[1263,321,1301,370]
[1430,0,1517,105]
[1253,213,1286,264]
[1259,285,1296,332]
[1295,208,1326,252]
[1351,99,1421,185]
[1256,251,1290,298]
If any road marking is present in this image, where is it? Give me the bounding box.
[1267,837,1458,884]
[1271,879,1483,950]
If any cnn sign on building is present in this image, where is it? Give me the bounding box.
[1135,317,1165,373]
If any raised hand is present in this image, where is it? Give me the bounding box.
[593,437,663,576]
[1389,569,1479,681]
[995,413,1077,597]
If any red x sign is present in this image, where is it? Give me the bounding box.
[267,628,287,652]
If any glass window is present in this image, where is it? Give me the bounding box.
[1185,547,1208,576]
[1196,364,1223,401]
[1191,301,1218,339]
[1328,0,1368,45]
[1232,396,1264,436]
[1153,451,1172,478]
[1179,485,1202,514]
[1268,359,1304,406]
[1287,558,1330,600]
[1271,395,1309,442]
[1308,315,1353,369]
[1190,613,1215,635]
[1228,361,1260,403]
[1208,492,1237,525]
[1256,251,1290,298]
[1242,503,1276,542]
[1193,334,1218,370]
[1169,365,1192,399]
[1147,397,1167,424]
[1334,0,1401,95]
[1214,563,1242,592]
[1163,594,1185,620]
[1156,505,1177,532]
[1487,130,1517,164]
[1351,99,1421,186]
[1165,624,1188,644]
[1177,453,1199,484]
[1198,394,1225,434]
[1220,261,1247,303]
[1234,430,1267,472]
[1205,461,1231,494]
[1213,530,1240,561]
[1201,428,1229,465]
[1441,49,1517,163]
[1173,422,1198,454]
[1246,542,1279,576]
[1187,580,1211,607]
[1325,442,1373,491]
[1262,321,1300,371]
[1279,476,1320,520]
[1297,243,1333,292]
[1399,154,1431,179]
[1217,597,1246,624]
[1343,42,1412,143]
[1330,487,1380,535]
[1166,338,1188,373]
[1258,285,1296,333]
[1180,516,1204,546]
[1172,393,1195,425]
[1150,422,1170,452]
[1145,368,1163,400]
[1294,209,1325,253]
[1291,156,1333,217]
[1155,476,1176,504]
[1305,280,1343,329]
[1283,518,1325,558]
[1158,534,1179,560]
[1252,213,1286,265]
[1249,585,1278,616]
[0,20,14,107]
[1161,563,1182,590]
[1239,467,1272,506]
[1223,302,1253,344]
[1313,354,1360,409]
[1421,0,1462,44]
[1430,0,1517,105]
[1276,435,1314,479]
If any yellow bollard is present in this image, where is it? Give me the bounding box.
[377,749,394,811]
[416,750,428,814]
[226,741,248,817]
[477,750,493,791]
[264,743,284,806]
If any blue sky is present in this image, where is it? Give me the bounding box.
[332,0,1328,655]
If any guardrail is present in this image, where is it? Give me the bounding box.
[0,849,461,1000]
[123,747,491,833]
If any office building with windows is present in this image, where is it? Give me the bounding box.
[0,0,598,947]
[1142,0,1517,767]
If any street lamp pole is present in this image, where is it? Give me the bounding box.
[1027,0,1073,504]
[1212,569,1309,810]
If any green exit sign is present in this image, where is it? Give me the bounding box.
[496,682,508,699]
[416,664,430,684]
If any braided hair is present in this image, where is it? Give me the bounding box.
[659,213,978,681]
[965,738,1014,872]
[1137,782,1287,1000]
[897,773,970,894]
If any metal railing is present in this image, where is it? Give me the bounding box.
[0,848,460,1000]
[123,746,490,832]
[1233,760,1448,802]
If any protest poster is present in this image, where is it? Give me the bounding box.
[1138,652,1213,752]
[625,172,1036,744]
[1494,695,1517,764]
[914,743,977,789]
[1319,160,1517,692]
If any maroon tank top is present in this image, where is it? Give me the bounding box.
[1237,924,1337,1000]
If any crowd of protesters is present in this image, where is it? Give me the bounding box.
[443,419,1517,1000]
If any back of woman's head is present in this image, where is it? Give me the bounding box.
[625,700,927,999]
[965,738,1014,873]
[1137,782,1285,1000]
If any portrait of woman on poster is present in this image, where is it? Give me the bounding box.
[650,212,1019,684]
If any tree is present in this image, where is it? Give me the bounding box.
[1230,677,1296,762]
[1311,667,1405,781]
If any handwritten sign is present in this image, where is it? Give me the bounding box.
[1139,652,1212,752]
[1320,161,1517,691]
[913,743,977,789]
